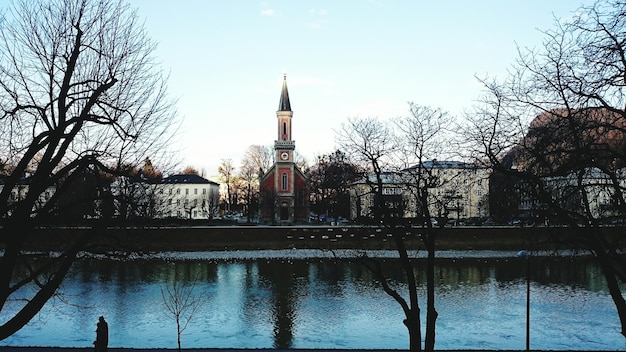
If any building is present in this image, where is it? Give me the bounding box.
[349,172,405,221]
[529,167,626,221]
[259,75,308,224]
[349,160,490,222]
[418,160,489,220]
[0,175,56,217]
[111,173,220,220]
[154,174,220,219]
[1,170,220,221]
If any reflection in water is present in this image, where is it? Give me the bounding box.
[257,260,298,348]
[1,254,624,350]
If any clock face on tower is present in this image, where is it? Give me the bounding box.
[280,152,289,160]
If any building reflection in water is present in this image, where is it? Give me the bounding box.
[2,253,621,350]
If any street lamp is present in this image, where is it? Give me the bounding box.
[517,250,530,352]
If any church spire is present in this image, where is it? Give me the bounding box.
[278,74,291,111]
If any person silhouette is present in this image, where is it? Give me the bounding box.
[94,316,108,352]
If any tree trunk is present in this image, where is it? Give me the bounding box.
[424,234,438,351]
[394,230,422,351]
[0,237,21,312]
[0,242,80,339]
[597,251,626,337]
[583,229,626,338]
[405,308,422,352]
[177,318,182,351]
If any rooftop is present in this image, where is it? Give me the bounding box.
[161,174,219,185]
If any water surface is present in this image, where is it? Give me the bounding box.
[1,250,624,350]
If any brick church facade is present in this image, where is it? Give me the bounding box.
[259,75,309,224]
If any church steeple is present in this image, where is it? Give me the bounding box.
[259,74,309,224]
[278,74,291,111]
[275,73,294,160]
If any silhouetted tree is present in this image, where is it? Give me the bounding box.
[239,156,260,223]
[467,0,626,337]
[308,150,362,220]
[182,166,199,175]
[394,104,457,350]
[336,106,456,352]
[161,279,206,351]
[244,144,274,175]
[217,159,235,213]
[0,0,177,339]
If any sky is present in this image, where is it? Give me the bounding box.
[130,0,599,177]
[18,1,601,177]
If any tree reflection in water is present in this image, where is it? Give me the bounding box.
[1,253,622,350]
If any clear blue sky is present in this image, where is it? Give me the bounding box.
[132,0,596,176]
[7,0,598,176]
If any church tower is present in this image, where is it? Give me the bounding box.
[259,75,308,224]
[275,74,295,165]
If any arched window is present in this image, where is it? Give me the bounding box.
[283,122,287,136]
[282,173,288,190]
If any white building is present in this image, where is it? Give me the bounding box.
[154,174,220,219]
[110,173,220,220]
[350,161,490,221]
[542,167,626,220]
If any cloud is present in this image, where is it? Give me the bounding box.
[261,8,276,16]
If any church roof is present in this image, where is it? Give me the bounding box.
[278,74,291,111]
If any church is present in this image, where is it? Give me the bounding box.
[259,75,309,224]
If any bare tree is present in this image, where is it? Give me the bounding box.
[217,159,235,213]
[394,104,456,351]
[0,0,177,339]
[161,279,206,351]
[336,106,459,352]
[467,0,626,337]
[308,150,362,221]
[239,156,259,223]
[336,116,424,351]
[244,145,274,175]
[337,117,397,221]
[182,166,199,175]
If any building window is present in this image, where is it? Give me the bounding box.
[283,122,287,135]
[282,173,288,190]
[185,188,189,195]
[203,188,206,194]
[194,188,198,195]
[382,187,401,195]
[176,188,180,194]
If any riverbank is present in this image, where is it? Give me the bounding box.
[23,225,625,252]
[0,347,617,352]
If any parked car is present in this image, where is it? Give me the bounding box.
[483,218,497,226]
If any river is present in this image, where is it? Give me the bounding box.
[1,249,624,350]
